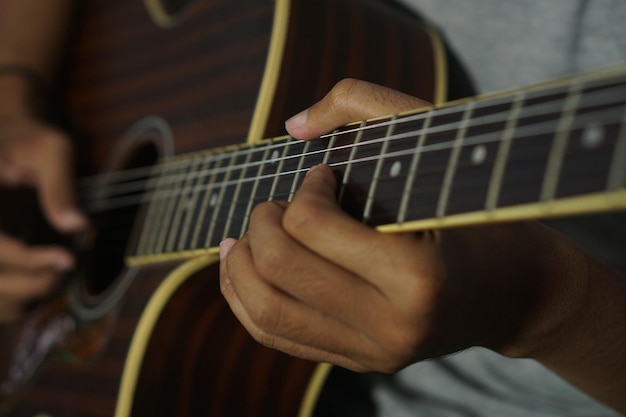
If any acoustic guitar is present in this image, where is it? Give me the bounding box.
[0,0,444,416]
[1,0,625,416]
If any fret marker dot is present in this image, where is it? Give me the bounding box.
[390,161,402,178]
[471,145,487,165]
[271,150,280,163]
[581,124,604,149]
[209,193,218,207]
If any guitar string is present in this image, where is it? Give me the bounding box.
[78,85,625,206]
[80,82,626,207]
[95,101,616,244]
[184,109,622,230]
[97,135,613,243]
[84,103,625,213]
[79,84,625,209]
[78,75,626,191]
[85,101,625,214]
[131,133,616,251]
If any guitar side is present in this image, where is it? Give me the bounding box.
[0,0,445,416]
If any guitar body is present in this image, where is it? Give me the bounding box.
[0,0,444,415]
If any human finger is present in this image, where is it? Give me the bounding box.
[27,132,87,233]
[285,78,430,140]
[0,232,75,272]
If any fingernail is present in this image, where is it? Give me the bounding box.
[219,239,236,260]
[285,109,309,130]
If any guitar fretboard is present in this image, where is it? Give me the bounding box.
[120,64,626,265]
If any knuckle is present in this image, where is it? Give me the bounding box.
[255,242,289,280]
[328,78,361,113]
[248,201,274,228]
[282,198,324,235]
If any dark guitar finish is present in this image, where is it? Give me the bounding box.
[0,0,441,416]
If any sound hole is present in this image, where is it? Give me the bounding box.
[80,143,159,303]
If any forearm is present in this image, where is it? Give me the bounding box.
[534,250,626,414]
[0,0,74,117]
[483,222,626,413]
[441,221,626,413]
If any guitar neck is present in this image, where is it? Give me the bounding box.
[123,63,626,266]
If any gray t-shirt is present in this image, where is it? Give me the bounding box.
[317,1,625,416]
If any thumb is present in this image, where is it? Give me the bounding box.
[285,78,431,140]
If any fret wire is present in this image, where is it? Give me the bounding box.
[398,114,433,224]
[177,154,214,251]
[323,133,337,164]
[485,91,526,211]
[436,101,475,218]
[540,82,584,202]
[125,202,149,258]
[138,115,620,255]
[607,105,626,190]
[156,158,194,254]
[190,153,223,249]
[165,156,204,252]
[151,161,189,254]
[239,142,273,237]
[204,151,240,247]
[81,84,624,216]
[288,140,313,202]
[338,123,366,205]
[140,167,172,255]
[267,138,292,201]
[133,164,166,256]
[222,148,254,241]
[363,117,397,222]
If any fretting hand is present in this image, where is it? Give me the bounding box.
[219,79,626,412]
